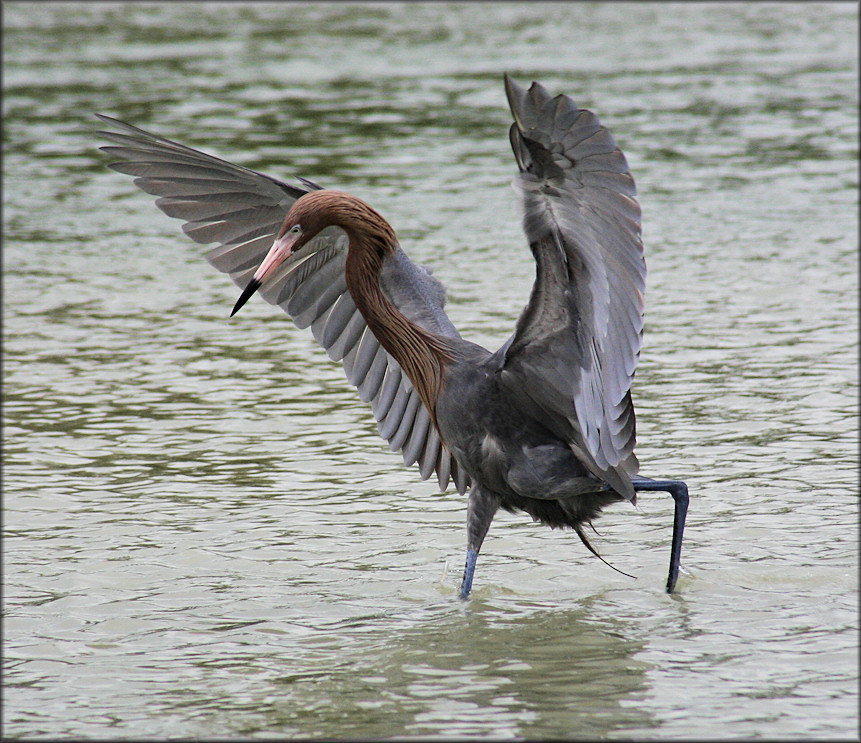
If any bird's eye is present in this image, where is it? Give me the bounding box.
[290,224,302,234]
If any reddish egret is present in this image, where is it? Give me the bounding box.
[98,74,688,598]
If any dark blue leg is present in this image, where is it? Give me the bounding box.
[459,548,479,599]
[460,488,498,600]
[632,476,689,594]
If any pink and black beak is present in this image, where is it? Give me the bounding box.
[230,229,303,317]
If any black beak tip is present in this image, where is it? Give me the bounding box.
[230,278,261,317]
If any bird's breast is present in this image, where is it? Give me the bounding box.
[436,359,601,500]
[435,363,527,494]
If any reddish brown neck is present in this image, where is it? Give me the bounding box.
[289,190,454,425]
[344,235,453,425]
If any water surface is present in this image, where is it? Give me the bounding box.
[3,2,857,738]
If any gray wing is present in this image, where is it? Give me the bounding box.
[497,76,644,499]
[97,115,469,494]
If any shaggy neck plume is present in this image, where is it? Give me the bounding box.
[304,192,454,423]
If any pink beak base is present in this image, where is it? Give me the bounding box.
[230,232,301,317]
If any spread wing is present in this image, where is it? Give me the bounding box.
[97,114,469,494]
[497,76,645,499]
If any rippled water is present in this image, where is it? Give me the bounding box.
[3,2,858,738]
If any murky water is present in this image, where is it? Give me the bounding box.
[3,2,857,738]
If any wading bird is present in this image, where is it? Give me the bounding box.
[99,74,688,598]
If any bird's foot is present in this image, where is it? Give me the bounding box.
[632,476,689,593]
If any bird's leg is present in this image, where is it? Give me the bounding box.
[631,476,689,594]
[460,488,499,599]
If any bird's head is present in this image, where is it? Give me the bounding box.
[231,189,392,317]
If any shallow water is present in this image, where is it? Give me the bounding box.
[3,2,858,738]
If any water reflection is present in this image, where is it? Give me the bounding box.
[151,603,657,739]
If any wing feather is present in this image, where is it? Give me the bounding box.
[378,377,412,442]
[354,341,388,399]
[388,389,422,453]
[404,405,431,468]
[98,114,467,493]
[418,422,441,479]
[498,76,644,499]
